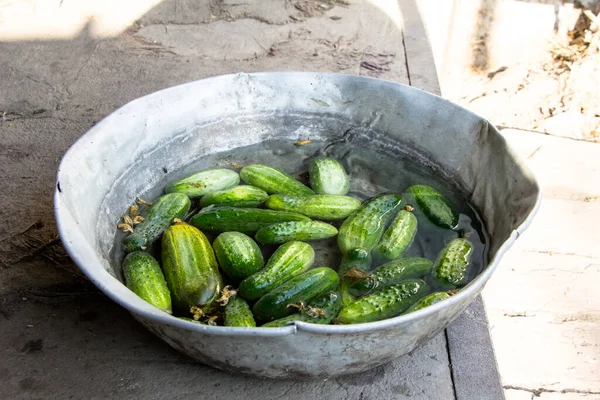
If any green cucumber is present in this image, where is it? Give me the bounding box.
[372,210,417,261]
[337,248,373,307]
[336,279,429,324]
[407,184,458,229]
[265,194,361,221]
[337,194,403,254]
[189,206,311,234]
[255,221,338,245]
[253,267,339,321]
[199,185,268,208]
[224,295,256,327]
[238,241,315,300]
[338,280,355,308]
[348,257,433,297]
[122,252,172,314]
[337,248,372,276]
[262,291,342,327]
[213,232,264,283]
[165,168,240,198]
[240,164,314,196]
[309,157,350,195]
[122,193,190,253]
[161,223,223,314]
[404,292,451,314]
[178,317,207,325]
[432,238,473,289]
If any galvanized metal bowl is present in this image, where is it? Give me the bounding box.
[54,72,540,378]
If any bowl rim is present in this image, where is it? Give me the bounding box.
[54,71,542,336]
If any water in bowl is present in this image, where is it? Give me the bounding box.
[112,136,488,291]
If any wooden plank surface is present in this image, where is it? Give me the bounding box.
[399,0,441,94]
[0,1,500,398]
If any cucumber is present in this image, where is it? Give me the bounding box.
[253,267,339,321]
[199,185,268,208]
[337,194,403,254]
[262,291,342,327]
[213,232,265,283]
[309,157,350,195]
[348,257,433,297]
[336,279,429,324]
[189,206,311,234]
[432,238,473,289]
[122,252,172,314]
[372,210,417,261]
[403,292,451,314]
[122,193,191,253]
[238,241,315,300]
[265,194,361,221]
[165,168,240,198]
[337,249,373,306]
[240,164,314,196]
[337,248,372,276]
[407,184,458,230]
[338,280,355,308]
[161,223,223,314]
[255,221,338,245]
[178,317,207,325]
[224,295,256,327]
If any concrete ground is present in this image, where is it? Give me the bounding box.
[490,130,600,399]
[418,0,600,397]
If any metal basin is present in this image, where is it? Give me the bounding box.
[54,72,540,378]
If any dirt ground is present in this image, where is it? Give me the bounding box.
[436,0,600,142]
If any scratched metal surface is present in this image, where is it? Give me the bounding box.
[54,72,540,378]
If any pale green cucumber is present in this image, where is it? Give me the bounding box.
[255,221,338,245]
[265,194,361,221]
[165,168,240,198]
[240,164,314,196]
[309,157,350,195]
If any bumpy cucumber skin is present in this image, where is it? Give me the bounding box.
[309,158,350,195]
[337,194,403,254]
[165,168,240,198]
[337,279,429,324]
[224,295,256,327]
[337,248,372,276]
[407,185,459,230]
[122,252,172,314]
[253,267,339,321]
[199,185,268,208]
[240,164,314,196]
[255,221,338,245]
[122,193,191,253]
[262,291,342,327]
[404,292,451,314]
[213,232,264,283]
[238,241,315,300]
[372,210,418,261]
[262,313,312,327]
[161,223,223,313]
[349,257,433,297]
[189,206,311,234]
[265,194,361,221]
[433,238,473,289]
